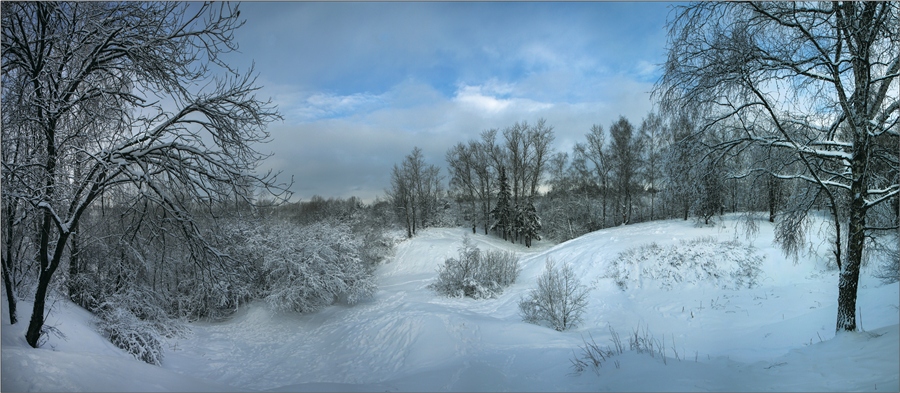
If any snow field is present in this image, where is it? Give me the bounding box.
[2,214,898,391]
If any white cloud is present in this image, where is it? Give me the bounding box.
[272,91,387,122]
[452,82,552,115]
[454,85,511,113]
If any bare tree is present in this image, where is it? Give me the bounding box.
[1,2,286,347]
[574,124,612,227]
[658,2,899,331]
[471,135,497,235]
[447,142,479,233]
[503,120,555,206]
[388,163,414,238]
[525,119,555,198]
[639,112,667,221]
[388,147,443,237]
[609,116,642,225]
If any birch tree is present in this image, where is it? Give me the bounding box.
[609,116,641,225]
[639,112,667,221]
[1,2,284,347]
[658,2,899,331]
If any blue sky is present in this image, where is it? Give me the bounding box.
[224,2,675,202]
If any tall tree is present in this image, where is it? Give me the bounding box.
[471,135,497,235]
[447,142,478,233]
[491,166,513,241]
[525,119,555,198]
[608,116,641,225]
[389,147,443,237]
[658,2,900,331]
[520,197,541,248]
[639,112,667,221]
[388,163,414,238]
[662,113,701,221]
[1,2,285,347]
[574,124,611,227]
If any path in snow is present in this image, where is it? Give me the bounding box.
[161,217,899,391]
[2,216,897,391]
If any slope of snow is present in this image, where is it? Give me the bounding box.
[2,215,898,391]
[0,298,237,392]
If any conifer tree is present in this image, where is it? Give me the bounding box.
[521,198,541,248]
[491,167,512,241]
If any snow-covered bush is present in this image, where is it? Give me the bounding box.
[430,236,519,299]
[519,259,589,331]
[356,224,400,271]
[95,306,166,365]
[261,220,376,313]
[607,237,763,290]
[94,289,186,365]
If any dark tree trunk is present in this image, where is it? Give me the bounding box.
[26,215,70,347]
[2,199,19,324]
[2,256,16,324]
[837,190,865,332]
[25,271,51,347]
[768,176,778,223]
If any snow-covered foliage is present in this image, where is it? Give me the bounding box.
[516,199,542,247]
[2,219,899,392]
[94,289,186,365]
[490,167,513,241]
[519,259,589,331]
[430,236,519,299]
[254,220,376,313]
[607,236,763,290]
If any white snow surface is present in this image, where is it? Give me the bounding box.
[3,215,899,391]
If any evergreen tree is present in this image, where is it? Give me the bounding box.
[491,167,512,241]
[513,204,524,244]
[521,198,541,248]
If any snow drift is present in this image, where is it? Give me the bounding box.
[2,215,898,391]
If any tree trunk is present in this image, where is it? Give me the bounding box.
[1,256,16,324]
[26,215,70,348]
[2,200,18,324]
[25,270,52,347]
[483,200,490,235]
[837,195,865,332]
[767,176,777,223]
[405,205,413,238]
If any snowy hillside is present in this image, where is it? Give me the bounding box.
[3,215,898,391]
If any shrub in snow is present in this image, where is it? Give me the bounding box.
[94,289,186,365]
[96,306,166,365]
[607,237,763,290]
[262,220,376,313]
[430,236,519,299]
[519,259,589,331]
[357,225,400,271]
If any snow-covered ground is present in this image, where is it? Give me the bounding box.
[3,215,898,391]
